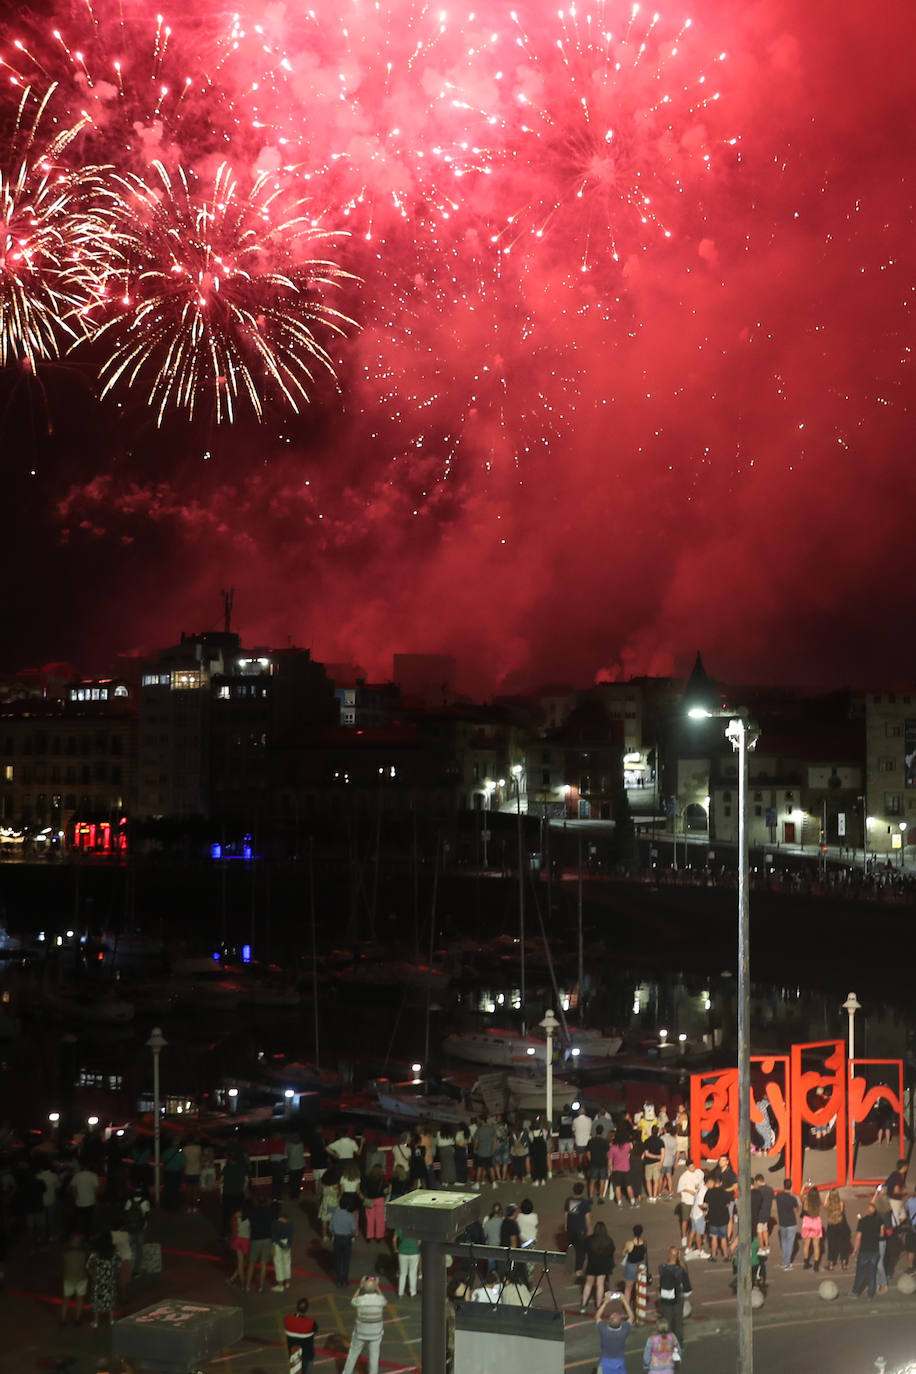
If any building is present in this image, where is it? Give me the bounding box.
[138,631,240,819]
[864,689,916,860]
[0,677,136,849]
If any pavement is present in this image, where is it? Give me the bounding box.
[3,1155,915,1374]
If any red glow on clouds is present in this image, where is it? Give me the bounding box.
[3,0,915,691]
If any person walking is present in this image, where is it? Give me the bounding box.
[642,1317,682,1373]
[775,1179,799,1271]
[851,1201,882,1298]
[285,1297,318,1374]
[330,1195,358,1287]
[595,1291,634,1374]
[341,1274,388,1374]
[581,1220,616,1313]
[621,1224,648,1307]
[394,1228,421,1297]
[86,1231,119,1330]
[657,1245,692,1349]
[60,1233,88,1326]
[271,1203,294,1292]
[564,1182,593,1275]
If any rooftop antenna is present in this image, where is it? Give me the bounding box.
[220,587,235,635]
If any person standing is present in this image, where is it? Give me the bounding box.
[776,1179,799,1271]
[642,1317,682,1373]
[285,1297,318,1374]
[753,1173,774,1255]
[657,1245,692,1349]
[228,1203,251,1286]
[642,1128,663,1202]
[565,1182,593,1275]
[362,1164,387,1242]
[529,1118,549,1186]
[161,1136,184,1211]
[558,1104,576,1174]
[123,1186,151,1278]
[285,1135,307,1200]
[659,1127,678,1199]
[271,1204,294,1292]
[330,1195,358,1288]
[595,1291,634,1374]
[437,1127,456,1187]
[69,1163,99,1239]
[220,1147,249,1237]
[674,1159,703,1247]
[673,1107,689,1165]
[474,1117,495,1188]
[60,1233,88,1325]
[36,1160,61,1242]
[886,1160,908,1225]
[86,1231,119,1330]
[704,1173,730,1261]
[800,1186,823,1272]
[587,1125,610,1202]
[851,1201,882,1298]
[247,1197,275,1293]
[182,1136,202,1212]
[394,1228,421,1297]
[573,1107,594,1175]
[453,1123,470,1186]
[341,1274,387,1374]
[824,1188,852,1271]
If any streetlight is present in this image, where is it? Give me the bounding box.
[540,1009,560,1177]
[511,762,526,1026]
[689,704,757,1374]
[899,821,907,868]
[147,1027,167,1207]
[843,992,861,1172]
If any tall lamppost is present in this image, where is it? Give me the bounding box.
[842,991,861,1169]
[147,1026,167,1207]
[540,1008,560,1176]
[689,705,757,1374]
[899,821,907,868]
[511,763,525,1026]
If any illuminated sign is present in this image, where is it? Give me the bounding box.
[690,1039,903,1190]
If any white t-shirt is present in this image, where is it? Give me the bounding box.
[330,1137,360,1161]
[573,1115,594,1149]
[71,1170,99,1208]
[677,1167,704,1206]
[691,1182,708,1222]
[351,1291,387,1340]
[38,1169,60,1207]
[517,1211,539,1247]
[472,1282,502,1304]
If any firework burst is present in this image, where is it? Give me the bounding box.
[0,83,98,370]
[89,161,359,425]
[495,2,732,271]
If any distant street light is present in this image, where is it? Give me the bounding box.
[147,1027,167,1207]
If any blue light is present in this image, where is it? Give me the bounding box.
[242,845,253,861]
[212,951,220,962]
[241,944,252,964]
[210,843,223,860]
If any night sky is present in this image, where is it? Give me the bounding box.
[0,0,913,693]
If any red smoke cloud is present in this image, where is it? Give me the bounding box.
[3,0,914,691]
